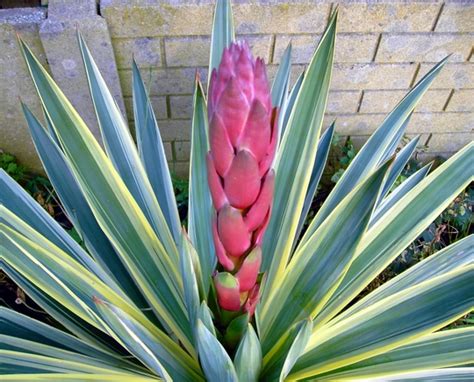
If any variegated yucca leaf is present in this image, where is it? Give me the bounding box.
[1,0,472,381]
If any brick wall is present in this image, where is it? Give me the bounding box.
[102,0,473,176]
[1,1,473,175]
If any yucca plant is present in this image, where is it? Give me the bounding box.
[1,1,473,381]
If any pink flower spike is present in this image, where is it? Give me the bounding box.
[238,99,271,163]
[217,205,251,257]
[244,170,274,231]
[215,272,241,311]
[224,149,261,209]
[236,247,262,292]
[209,114,234,177]
[212,217,234,271]
[259,108,279,176]
[244,284,260,316]
[216,77,249,147]
[206,153,228,210]
[254,207,272,246]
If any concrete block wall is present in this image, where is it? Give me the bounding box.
[0,7,48,173]
[102,0,473,176]
[0,0,125,173]
[1,0,473,176]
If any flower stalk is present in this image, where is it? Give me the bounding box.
[207,42,277,316]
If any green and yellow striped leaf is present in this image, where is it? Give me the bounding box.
[1,336,143,376]
[331,235,473,326]
[95,299,203,381]
[0,308,135,371]
[261,319,312,382]
[0,170,101,280]
[0,219,199,375]
[291,266,473,379]
[260,157,392,352]
[299,58,448,248]
[22,104,147,310]
[377,135,419,203]
[271,42,292,109]
[0,350,131,376]
[0,260,117,353]
[209,0,235,77]
[359,368,474,381]
[370,162,432,226]
[188,80,215,294]
[295,122,335,242]
[179,229,202,336]
[1,374,158,382]
[260,9,337,309]
[132,60,181,243]
[195,320,238,382]
[234,325,262,382]
[279,71,304,141]
[78,33,179,262]
[314,142,474,329]
[19,38,193,351]
[313,328,474,380]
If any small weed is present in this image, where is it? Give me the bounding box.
[329,133,356,184]
[0,151,56,215]
[172,174,189,223]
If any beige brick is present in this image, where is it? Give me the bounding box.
[407,112,474,134]
[273,34,378,64]
[174,141,191,162]
[376,33,472,63]
[360,89,451,113]
[123,96,167,120]
[119,68,208,96]
[323,134,463,159]
[47,0,97,19]
[436,3,474,32]
[163,141,173,162]
[416,63,474,89]
[326,91,361,114]
[266,64,305,90]
[39,13,126,135]
[324,114,386,136]
[411,132,473,153]
[233,3,330,34]
[349,135,371,150]
[159,119,192,141]
[331,63,416,90]
[241,35,274,63]
[165,37,209,67]
[103,2,329,38]
[265,64,278,83]
[102,3,214,37]
[334,34,379,64]
[169,95,193,119]
[165,35,272,67]
[267,64,300,86]
[445,89,474,112]
[172,161,190,179]
[113,37,161,69]
[273,35,316,65]
[338,3,440,33]
[289,64,307,87]
[415,151,452,163]
[325,112,473,138]
[330,134,432,154]
[0,8,48,173]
